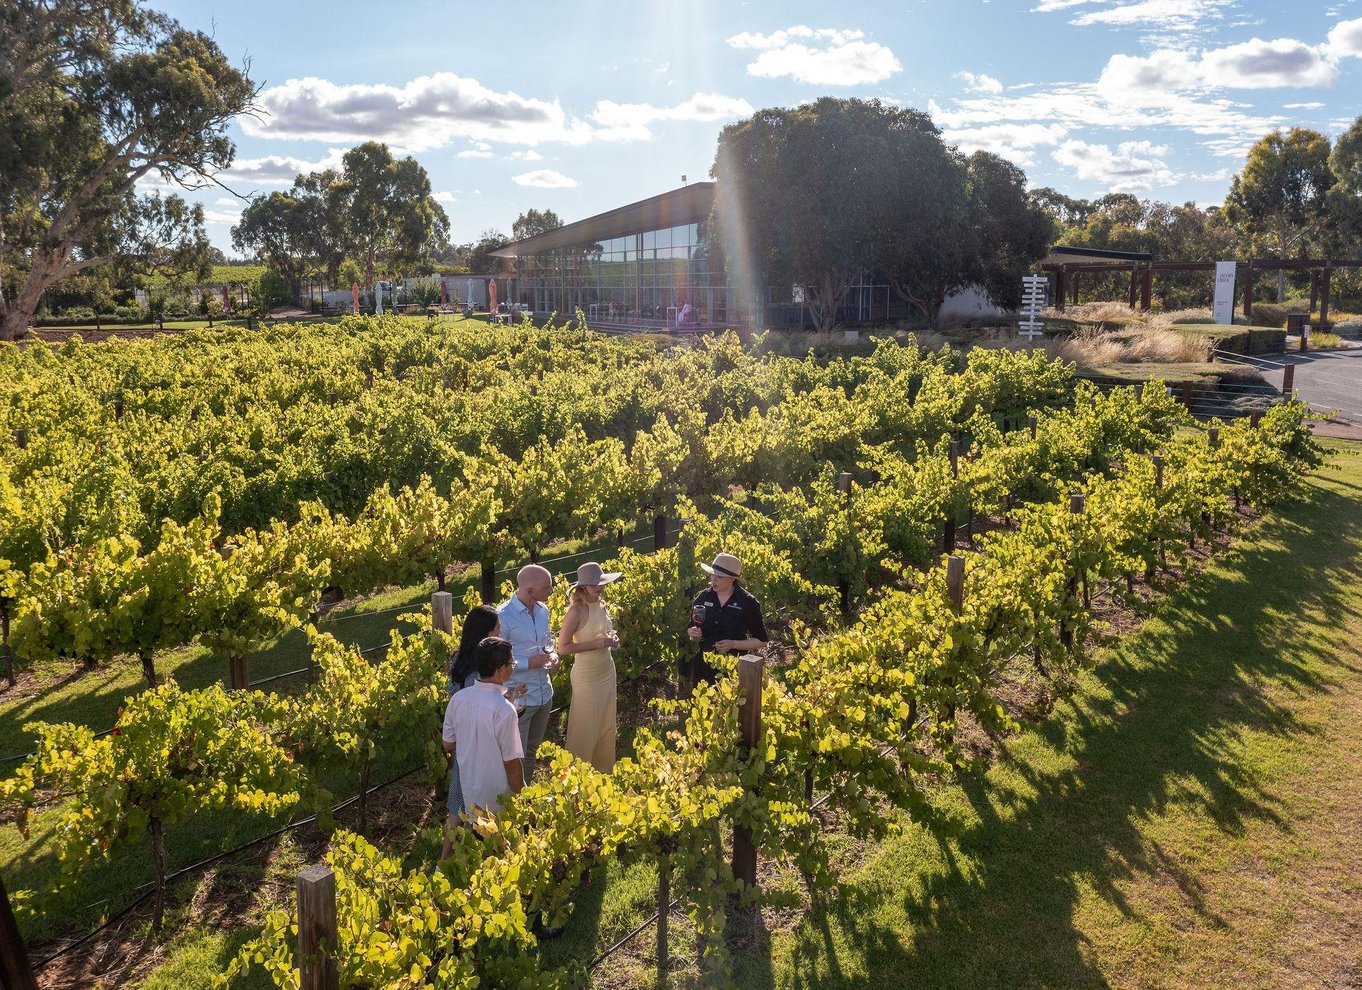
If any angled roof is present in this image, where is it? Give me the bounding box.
[491,182,716,258]
[1042,244,1154,265]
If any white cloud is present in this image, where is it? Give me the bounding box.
[1324,17,1362,58]
[726,25,902,85]
[1201,37,1338,87]
[1031,0,1100,10]
[1284,101,1327,109]
[941,123,1068,166]
[512,169,579,189]
[955,71,1004,94]
[1053,139,1178,192]
[432,191,457,204]
[244,74,752,151]
[1098,36,1341,103]
[590,92,755,140]
[1071,0,1230,28]
[212,150,346,187]
[511,149,544,161]
[244,73,600,150]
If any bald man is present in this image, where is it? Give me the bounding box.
[497,564,559,782]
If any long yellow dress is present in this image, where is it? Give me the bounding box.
[564,601,617,772]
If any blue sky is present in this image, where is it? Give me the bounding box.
[153,0,1362,252]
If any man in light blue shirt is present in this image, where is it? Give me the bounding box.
[497,564,559,782]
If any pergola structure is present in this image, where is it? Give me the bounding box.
[1042,246,1362,324]
[1040,246,1362,322]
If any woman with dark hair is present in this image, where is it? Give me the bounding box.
[447,605,500,697]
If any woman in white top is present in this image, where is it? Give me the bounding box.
[557,562,622,772]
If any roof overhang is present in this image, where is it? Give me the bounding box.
[491,182,717,258]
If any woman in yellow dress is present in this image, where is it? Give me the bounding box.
[557,561,621,772]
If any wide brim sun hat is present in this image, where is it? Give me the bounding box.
[571,561,622,590]
[700,552,743,578]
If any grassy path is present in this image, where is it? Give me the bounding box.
[739,439,1362,990]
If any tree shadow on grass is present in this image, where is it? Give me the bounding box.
[762,476,1362,990]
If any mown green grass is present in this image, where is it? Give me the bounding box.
[732,439,1362,989]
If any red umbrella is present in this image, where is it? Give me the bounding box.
[351,282,360,314]
[488,279,498,316]
[439,279,448,305]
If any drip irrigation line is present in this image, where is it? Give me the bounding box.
[493,528,684,578]
[317,602,412,625]
[247,666,313,689]
[32,762,425,971]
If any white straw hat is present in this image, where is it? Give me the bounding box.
[700,552,743,578]
[571,561,622,589]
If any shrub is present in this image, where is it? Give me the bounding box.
[252,270,294,316]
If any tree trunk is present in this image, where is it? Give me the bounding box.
[151,815,167,930]
[140,649,158,688]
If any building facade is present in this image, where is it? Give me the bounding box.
[492,182,941,329]
[491,183,728,327]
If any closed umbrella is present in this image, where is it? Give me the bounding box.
[439,279,448,305]
[351,282,360,314]
[221,284,230,312]
[466,278,474,307]
[488,278,498,317]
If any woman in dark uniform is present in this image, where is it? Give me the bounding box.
[687,552,767,685]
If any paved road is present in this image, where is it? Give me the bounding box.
[1258,345,1362,425]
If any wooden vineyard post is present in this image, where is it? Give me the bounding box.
[12,429,25,450]
[327,392,337,408]
[943,441,960,554]
[480,561,497,604]
[0,875,37,990]
[1063,494,1086,648]
[307,609,320,684]
[1180,381,1192,409]
[653,511,669,552]
[297,864,339,990]
[1,598,12,689]
[946,554,965,613]
[942,555,965,728]
[1282,364,1295,397]
[1152,455,1166,575]
[1208,426,1220,449]
[229,654,248,691]
[837,471,853,615]
[656,861,670,978]
[1028,415,1037,440]
[731,656,765,897]
[432,590,454,636]
[1250,410,1261,428]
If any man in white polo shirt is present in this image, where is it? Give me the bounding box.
[442,637,524,821]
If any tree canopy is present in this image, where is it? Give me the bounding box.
[512,208,564,241]
[711,98,1050,329]
[1223,127,1333,297]
[0,0,256,339]
[231,143,449,293]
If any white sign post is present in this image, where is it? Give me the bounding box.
[1019,274,1047,341]
[1213,261,1236,324]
